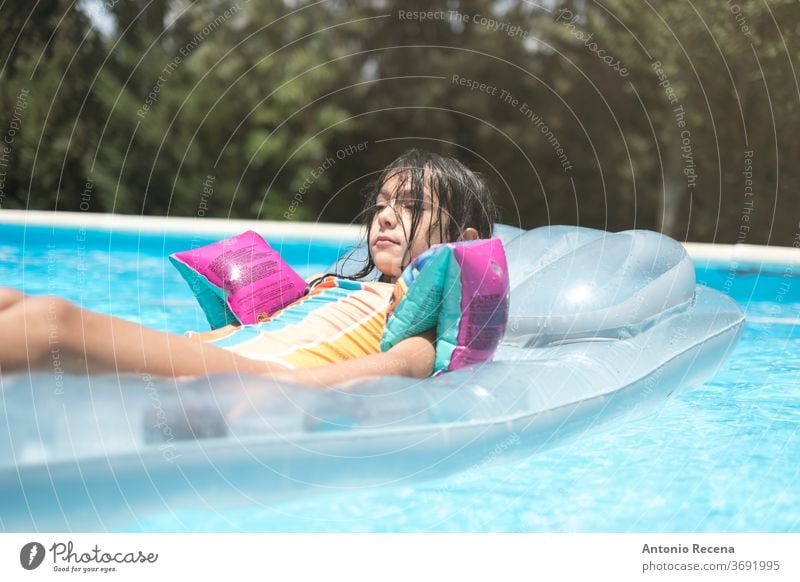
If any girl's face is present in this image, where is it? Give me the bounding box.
[368,170,444,282]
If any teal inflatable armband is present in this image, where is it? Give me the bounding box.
[380,237,509,373]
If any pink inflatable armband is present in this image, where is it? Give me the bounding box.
[170,231,307,328]
[381,237,509,374]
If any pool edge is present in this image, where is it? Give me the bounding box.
[2,209,799,266]
[0,209,363,243]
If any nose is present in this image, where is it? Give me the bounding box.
[377,200,399,229]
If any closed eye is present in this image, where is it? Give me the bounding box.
[374,194,431,212]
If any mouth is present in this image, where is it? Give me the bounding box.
[373,235,400,247]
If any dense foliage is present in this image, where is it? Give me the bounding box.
[1,0,797,244]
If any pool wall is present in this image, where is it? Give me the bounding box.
[0,209,361,241]
[2,208,799,273]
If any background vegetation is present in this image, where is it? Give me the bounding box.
[1,0,797,244]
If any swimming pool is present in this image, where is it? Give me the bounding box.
[1,216,798,532]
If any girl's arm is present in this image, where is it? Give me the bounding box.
[222,329,436,421]
[0,288,436,386]
[274,328,437,388]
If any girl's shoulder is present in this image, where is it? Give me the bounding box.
[304,272,325,284]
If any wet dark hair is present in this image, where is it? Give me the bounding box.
[308,149,497,287]
[345,148,498,282]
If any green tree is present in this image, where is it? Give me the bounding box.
[2,0,797,245]
[0,1,107,211]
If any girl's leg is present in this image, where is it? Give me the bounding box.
[0,287,26,310]
[0,291,288,378]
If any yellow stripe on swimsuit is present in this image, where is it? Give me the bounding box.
[191,276,395,369]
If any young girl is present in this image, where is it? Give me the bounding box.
[0,149,497,387]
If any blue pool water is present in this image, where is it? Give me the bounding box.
[1,223,798,532]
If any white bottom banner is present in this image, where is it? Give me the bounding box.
[1,534,797,581]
